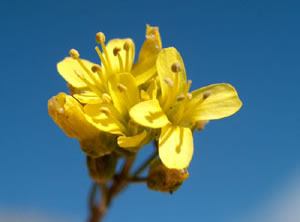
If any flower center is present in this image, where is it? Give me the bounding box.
[95,32,131,75]
[163,63,193,125]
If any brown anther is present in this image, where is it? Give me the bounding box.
[171,63,181,72]
[69,49,80,59]
[164,78,174,86]
[117,83,127,92]
[123,41,130,51]
[203,91,211,100]
[177,94,185,101]
[113,47,121,56]
[96,32,106,44]
[99,107,111,115]
[91,65,102,73]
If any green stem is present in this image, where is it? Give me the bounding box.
[132,151,158,178]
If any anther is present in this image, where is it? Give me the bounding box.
[113,47,121,56]
[187,93,193,100]
[164,78,174,86]
[203,91,211,100]
[91,65,102,73]
[102,93,112,103]
[123,41,130,51]
[171,63,181,72]
[177,94,185,101]
[69,49,80,59]
[96,32,106,44]
[117,83,127,92]
[99,107,111,115]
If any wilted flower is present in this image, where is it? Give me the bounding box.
[147,159,189,193]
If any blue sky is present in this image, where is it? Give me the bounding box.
[0,0,299,221]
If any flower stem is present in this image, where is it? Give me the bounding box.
[87,142,159,222]
[132,151,158,178]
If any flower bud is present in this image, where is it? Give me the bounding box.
[86,154,118,183]
[80,132,118,158]
[147,159,189,193]
[48,93,116,157]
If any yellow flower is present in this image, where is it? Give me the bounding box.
[48,93,117,157]
[56,25,162,105]
[83,72,150,152]
[129,47,242,169]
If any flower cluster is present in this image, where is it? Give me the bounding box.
[48,25,242,193]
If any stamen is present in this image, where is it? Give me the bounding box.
[171,63,181,73]
[123,41,130,71]
[91,65,102,73]
[91,64,106,86]
[203,91,211,100]
[113,47,121,56]
[95,46,109,74]
[177,94,185,101]
[96,32,106,44]
[164,78,174,86]
[186,80,192,93]
[74,70,101,96]
[123,41,130,51]
[113,47,124,72]
[69,49,80,59]
[117,83,127,92]
[99,107,111,116]
[102,93,112,103]
[96,32,113,73]
[74,58,101,88]
[187,93,193,100]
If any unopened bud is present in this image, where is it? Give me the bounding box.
[80,132,118,158]
[147,159,189,193]
[86,154,118,183]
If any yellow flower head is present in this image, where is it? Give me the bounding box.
[54,25,163,152]
[56,25,162,105]
[130,47,242,169]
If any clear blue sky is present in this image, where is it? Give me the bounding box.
[1,0,299,221]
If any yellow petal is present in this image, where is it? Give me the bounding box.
[132,25,162,85]
[57,57,99,88]
[105,38,135,73]
[108,73,140,116]
[185,83,242,121]
[48,93,99,139]
[117,130,148,151]
[159,125,193,170]
[156,47,187,105]
[129,99,170,128]
[84,103,125,135]
[73,91,102,104]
